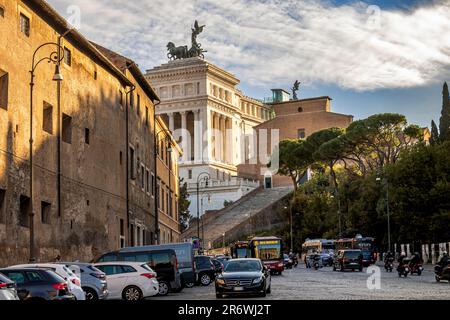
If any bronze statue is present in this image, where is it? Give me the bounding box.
[292,80,301,100]
[167,20,207,61]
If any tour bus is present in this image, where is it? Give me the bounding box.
[335,235,376,266]
[248,236,284,275]
[230,241,250,259]
[302,239,335,255]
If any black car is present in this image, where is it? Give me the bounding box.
[333,250,364,272]
[194,256,216,286]
[215,259,271,298]
[94,248,182,296]
[211,259,224,274]
[0,268,75,301]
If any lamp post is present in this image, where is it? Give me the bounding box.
[377,176,391,252]
[196,172,210,244]
[29,42,64,262]
[200,193,211,250]
[284,202,294,252]
[154,129,173,244]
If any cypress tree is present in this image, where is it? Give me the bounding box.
[430,120,439,144]
[439,82,450,141]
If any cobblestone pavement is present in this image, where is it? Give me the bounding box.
[153,264,450,300]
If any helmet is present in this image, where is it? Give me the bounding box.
[401,252,406,256]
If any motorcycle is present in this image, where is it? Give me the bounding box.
[409,262,424,276]
[384,257,394,272]
[435,264,450,283]
[397,259,410,278]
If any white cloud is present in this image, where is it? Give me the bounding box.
[47,0,450,91]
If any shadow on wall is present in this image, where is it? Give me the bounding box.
[0,86,144,266]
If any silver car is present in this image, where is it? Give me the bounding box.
[57,262,108,300]
[0,273,19,300]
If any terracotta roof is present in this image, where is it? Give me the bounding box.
[92,42,159,102]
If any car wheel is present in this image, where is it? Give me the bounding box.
[200,273,212,286]
[122,286,143,301]
[417,270,422,276]
[260,289,267,297]
[83,287,98,301]
[158,281,170,296]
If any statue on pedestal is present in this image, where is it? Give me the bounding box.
[167,20,208,61]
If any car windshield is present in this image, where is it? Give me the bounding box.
[224,260,261,272]
[344,251,361,258]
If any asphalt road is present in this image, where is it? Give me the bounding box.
[153,264,450,300]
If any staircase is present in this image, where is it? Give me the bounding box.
[182,186,293,248]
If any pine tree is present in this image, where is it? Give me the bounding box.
[439,82,450,141]
[430,120,439,144]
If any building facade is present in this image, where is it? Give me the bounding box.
[145,57,271,215]
[238,92,354,187]
[0,0,162,265]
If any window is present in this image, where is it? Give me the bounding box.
[146,169,150,193]
[298,107,304,113]
[26,271,45,283]
[129,147,135,179]
[141,164,145,190]
[188,170,193,180]
[119,218,125,248]
[119,91,123,107]
[136,227,141,246]
[0,6,4,18]
[137,94,140,115]
[130,93,134,109]
[42,102,53,134]
[130,224,135,247]
[298,129,306,140]
[94,71,97,80]
[119,151,123,166]
[121,265,137,273]
[145,106,149,126]
[2,272,25,285]
[0,69,8,110]
[19,195,30,228]
[161,185,165,212]
[84,128,90,144]
[41,201,51,224]
[0,189,5,224]
[20,13,30,37]
[151,173,155,196]
[64,47,71,66]
[62,114,72,144]
[97,265,122,276]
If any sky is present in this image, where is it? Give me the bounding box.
[46,0,450,128]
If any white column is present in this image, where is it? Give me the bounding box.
[194,110,202,163]
[180,111,188,163]
[219,115,225,163]
[214,112,220,161]
[168,112,175,132]
[203,109,212,162]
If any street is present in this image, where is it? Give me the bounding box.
[155,264,450,300]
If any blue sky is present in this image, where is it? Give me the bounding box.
[47,0,450,128]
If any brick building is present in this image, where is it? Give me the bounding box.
[238,92,354,187]
[0,0,172,265]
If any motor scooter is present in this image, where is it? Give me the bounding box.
[435,264,450,282]
[397,258,410,278]
[409,261,424,276]
[384,257,394,272]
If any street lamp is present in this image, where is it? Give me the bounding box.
[29,42,65,262]
[154,129,173,244]
[376,176,391,252]
[196,172,211,244]
[200,193,211,250]
[284,202,294,252]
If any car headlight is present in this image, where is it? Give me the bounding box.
[252,277,263,285]
[216,278,225,285]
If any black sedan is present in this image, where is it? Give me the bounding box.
[215,259,271,298]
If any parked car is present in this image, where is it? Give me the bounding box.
[361,250,375,267]
[194,256,216,286]
[94,262,159,300]
[94,248,181,296]
[0,268,75,301]
[56,262,108,300]
[211,259,224,274]
[8,263,85,300]
[117,243,195,288]
[333,250,364,272]
[215,258,271,298]
[0,273,19,300]
[216,257,230,269]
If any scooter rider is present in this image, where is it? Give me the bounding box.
[410,252,422,265]
[384,251,394,262]
[438,252,449,267]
